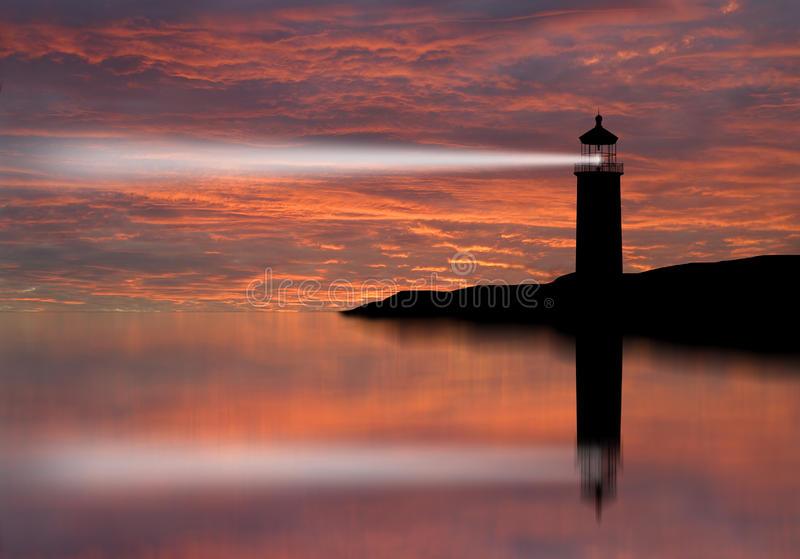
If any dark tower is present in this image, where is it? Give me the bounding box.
[572,116,624,517]
[574,115,623,287]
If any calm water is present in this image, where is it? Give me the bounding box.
[0,313,798,558]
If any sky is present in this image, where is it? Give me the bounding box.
[0,0,798,310]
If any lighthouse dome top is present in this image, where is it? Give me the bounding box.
[579,114,618,145]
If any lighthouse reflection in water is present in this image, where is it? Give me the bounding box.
[575,330,623,518]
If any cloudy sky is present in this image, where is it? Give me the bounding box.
[1,0,798,310]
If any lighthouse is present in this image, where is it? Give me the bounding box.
[572,116,625,517]
[574,115,623,287]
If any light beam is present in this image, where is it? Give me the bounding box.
[44,139,601,178]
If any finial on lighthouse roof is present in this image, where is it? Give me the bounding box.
[580,113,618,145]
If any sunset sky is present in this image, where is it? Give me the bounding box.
[1,0,798,310]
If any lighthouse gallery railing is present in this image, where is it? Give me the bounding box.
[574,162,624,173]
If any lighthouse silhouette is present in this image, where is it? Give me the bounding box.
[573,115,624,519]
[574,114,623,287]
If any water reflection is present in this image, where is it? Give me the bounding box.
[0,313,799,558]
[575,329,622,518]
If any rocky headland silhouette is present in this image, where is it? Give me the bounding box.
[345,255,799,352]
